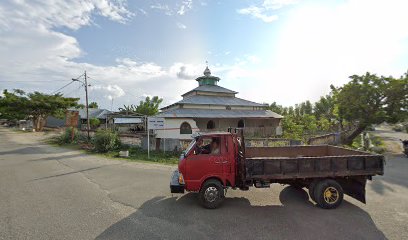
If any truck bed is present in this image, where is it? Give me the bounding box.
[244,145,384,180]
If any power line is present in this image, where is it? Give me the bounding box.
[1,80,69,83]
[63,84,82,97]
[51,81,75,94]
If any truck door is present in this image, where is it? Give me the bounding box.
[222,135,234,184]
[185,136,224,191]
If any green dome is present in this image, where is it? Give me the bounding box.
[196,66,220,86]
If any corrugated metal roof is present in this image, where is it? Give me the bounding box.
[155,108,283,119]
[181,85,237,96]
[113,117,143,124]
[73,108,112,119]
[176,95,267,107]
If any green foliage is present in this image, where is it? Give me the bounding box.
[126,146,179,164]
[93,129,121,153]
[57,127,79,144]
[281,115,303,140]
[0,89,79,131]
[135,96,163,116]
[88,102,98,108]
[89,118,101,128]
[119,96,163,116]
[335,72,407,126]
[334,72,408,143]
[118,104,137,114]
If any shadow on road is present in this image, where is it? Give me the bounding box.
[0,146,49,155]
[32,166,105,181]
[96,186,386,240]
[27,153,85,162]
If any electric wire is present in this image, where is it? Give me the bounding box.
[51,81,75,94]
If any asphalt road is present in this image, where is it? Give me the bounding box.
[1,126,408,240]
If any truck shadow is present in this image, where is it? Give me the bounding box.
[96,186,386,240]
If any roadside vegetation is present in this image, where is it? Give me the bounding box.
[51,128,178,164]
[269,72,408,146]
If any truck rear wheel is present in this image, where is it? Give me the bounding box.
[308,179,319,202]
[199,179,224,209]
[315,179,344,209]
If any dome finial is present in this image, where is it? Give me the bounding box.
[204,61,211,76]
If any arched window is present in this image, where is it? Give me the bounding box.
[207,120,215,130]
[238,119,245,128]
[180,122,192,134]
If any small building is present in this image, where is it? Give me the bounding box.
[153,66,283,150]
[46,108,111,129]
[106,112,146,134]
[76,108,111,129]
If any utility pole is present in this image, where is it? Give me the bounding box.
[72,71,91,140]
[84,71,90,140]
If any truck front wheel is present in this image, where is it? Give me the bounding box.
[315,179,344,209]
[199,179,225,209]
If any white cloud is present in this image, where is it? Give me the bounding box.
[177,0,193,15]
[91,84,125,100]
[150,3,173,16]
[176,22,187,29]
[0,0,183,109]
[151,0,193,16]
[237,6,278,23]
[0,0,133,31]
[170,63,203,80]
[237,0,297,23]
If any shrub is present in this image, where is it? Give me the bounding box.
[58,127,79,144]
[89,118,101,129]
[93,129,121,152]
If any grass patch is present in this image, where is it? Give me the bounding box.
[349,133,385,153]
[47,134,179,165]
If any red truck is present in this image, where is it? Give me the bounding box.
[170,129,384,209]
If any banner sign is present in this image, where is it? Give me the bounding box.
[148,117,165,130]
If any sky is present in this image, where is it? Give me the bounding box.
[0,0,407,110]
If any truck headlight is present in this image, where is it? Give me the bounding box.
[178,173,185,184]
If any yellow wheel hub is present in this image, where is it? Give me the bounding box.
[323,187,339,204]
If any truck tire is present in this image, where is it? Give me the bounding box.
[314,179,344,209]
[290,183,304,189]
[308,179,319,202]
[199,179,225,209]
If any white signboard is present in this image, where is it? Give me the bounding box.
[148,117,165,130]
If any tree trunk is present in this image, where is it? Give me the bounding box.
[343,125,366,145]
[33,115,45,131]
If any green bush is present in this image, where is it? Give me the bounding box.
[93,129,121,153]
[58,127,79,144]
[89,118,101,129]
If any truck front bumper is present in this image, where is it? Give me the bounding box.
[170,170,185,193]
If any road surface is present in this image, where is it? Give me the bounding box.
[1,126,408,240]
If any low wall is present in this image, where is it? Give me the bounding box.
[245,138,302,147]
[308,133,341,145]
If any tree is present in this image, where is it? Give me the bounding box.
[118,104,137,115]
[0,89,79,131]
[335,72,408,144]
[89,102,98,108]
[135,96,163,116]
[0,90,27,121]
[268,102,283,115]
[304,100,313,115]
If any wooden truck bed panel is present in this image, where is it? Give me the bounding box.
[245,146,384,180]
[245,145,368,158]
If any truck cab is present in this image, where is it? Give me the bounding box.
[171,132,238,193]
